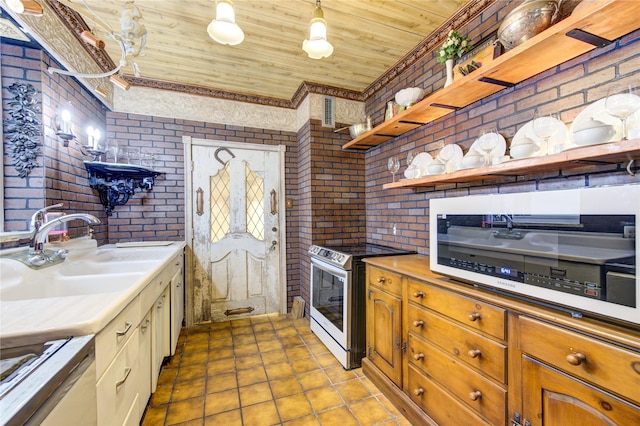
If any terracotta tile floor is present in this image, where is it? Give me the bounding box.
[141,313,410,426]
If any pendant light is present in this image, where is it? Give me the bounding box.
[207,0,244,46]
[5,0,43,16]
[302,0,333,59]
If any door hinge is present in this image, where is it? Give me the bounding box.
[402,340,407,353]
[395,337,401,350]
[367,344,373,359]
[368,289,373,300]
[511,412,530,426]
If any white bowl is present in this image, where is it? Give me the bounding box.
[395,87,425,107]
[460,154,486,169]
[510,142,540,159]
[427,163,446,175]
[572,125,615,146]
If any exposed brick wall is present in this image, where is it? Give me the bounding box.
[1,43,108,246]
[2,44,46,234]
[296,120,367,316]
[363,4,640,256]
[105,111,301,310]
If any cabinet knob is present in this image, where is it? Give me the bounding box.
[566,352,587,366]
[413,320,424,327]
[468,312,481,322]
[377,277,386,284]
[468,349,482,358]
[468,390,482,401]
[413,291,425,298]
[413,353,425,361]
[413,388,424,396]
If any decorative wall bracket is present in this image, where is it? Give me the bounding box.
[84,161,161,215]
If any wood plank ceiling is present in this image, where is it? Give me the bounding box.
[57,0,472,103]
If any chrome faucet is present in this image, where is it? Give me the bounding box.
[29,203,64,241]
[29,213,101,265]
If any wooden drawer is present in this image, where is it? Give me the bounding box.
[95,296,141,379]
[407,304,506,383]
[368,266,402,297]
[408,334,507,425]
[408,279,506,340]
[519,315,640,404]
[97,327,140,426]
[407,364,490,426]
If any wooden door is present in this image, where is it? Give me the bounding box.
[367,285,403,386]
[187,138,285,323]
[521,355,640,426]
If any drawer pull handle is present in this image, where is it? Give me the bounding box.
[413,353,425,361]
[377,277,386,283]
[413,320,424,327]
[468,349,482,358]
[115,367,132,389]
[468,390,482,401]
[413,388,424,396]
[566,352,587,366]
[413,291,425,298]
[468,312,481,322]
[116,321,133,337]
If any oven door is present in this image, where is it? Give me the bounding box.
[310,257,352,349]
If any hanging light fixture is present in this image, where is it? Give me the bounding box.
[5,0,43,16]
[207,0,244,46]
[302,0,333,59]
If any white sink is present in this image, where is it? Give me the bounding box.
[0,274,141,301]
[57,259,158,276]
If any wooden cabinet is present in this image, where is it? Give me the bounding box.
[517,316,640,425]
[151,286,170,392]
[363,255,640,426]
[343,0,640,151]
[521,356,640,426]
[366,266,403,386]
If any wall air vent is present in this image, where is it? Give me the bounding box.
[322,95,335,128]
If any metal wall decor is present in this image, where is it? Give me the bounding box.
[5,82,42,178]
[84,161,161,215]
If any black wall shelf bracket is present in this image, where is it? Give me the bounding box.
[430,103,460,110]
[566,29,611,48]
[478,77,515,87]
[84,161,162,216]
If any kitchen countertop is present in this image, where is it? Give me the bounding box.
[0,239,186,349]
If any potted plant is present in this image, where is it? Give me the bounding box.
[436,30,473,87]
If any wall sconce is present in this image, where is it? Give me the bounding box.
[54,102,75,146]
[110,74,131,91]
[86,126,101,149]
[207,0,244,46]
[6,0,43,16]
[302,0,333,59]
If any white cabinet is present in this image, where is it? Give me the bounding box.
[170,258,184,355]
[96,327,140,426]
[93,249,184,426]
[137,309,152,419]
[151,286,170,392]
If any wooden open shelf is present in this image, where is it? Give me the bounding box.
[382,139,640,190]
[343,0,640,151]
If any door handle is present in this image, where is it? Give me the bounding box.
[270,240,277,251]
[270,189,277,215]
[196,187,204,216]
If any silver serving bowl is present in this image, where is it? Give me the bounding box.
[498,0,560,51]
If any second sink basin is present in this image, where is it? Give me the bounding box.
[0,273,141,301]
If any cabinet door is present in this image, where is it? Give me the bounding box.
[522,356,640,426]
[138,309,152,419]
[170,267,184,355]
[367,286,402,386]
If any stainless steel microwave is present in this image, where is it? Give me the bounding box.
[430,185,639,325]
